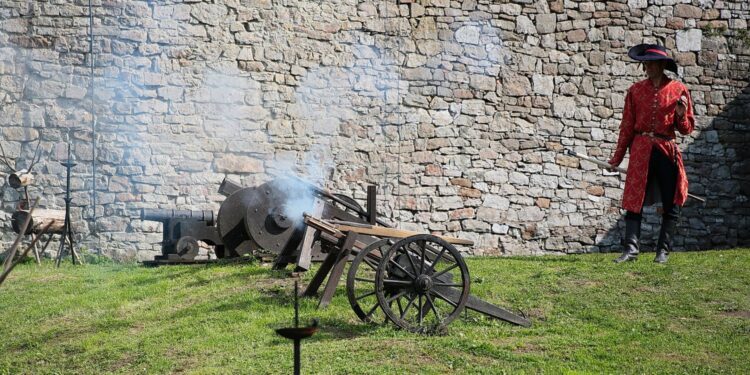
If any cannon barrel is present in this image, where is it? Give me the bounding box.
[141,209,215,225]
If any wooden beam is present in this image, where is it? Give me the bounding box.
[333,224,474,246]
[318,233,357,308]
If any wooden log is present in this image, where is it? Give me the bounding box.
[8,172,34,189]
[11,209,66,235]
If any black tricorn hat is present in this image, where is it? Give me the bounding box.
[628,44,678,74]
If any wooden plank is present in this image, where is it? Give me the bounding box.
[333,224,474,246]
[305,216,370,252]
[294,198,325,271]
[318,233,357,308]
[302,246,341,297]
[367,185,377,225]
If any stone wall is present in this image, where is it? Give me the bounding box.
[0,0,748,260]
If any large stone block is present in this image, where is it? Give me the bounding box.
[536,14,557,34]
[676,29,702,52]
[214,155,264,173]
[553,96,577,118]
[461,100,486,115]
[516,15,537,35]
[674,4,703,19]
[484,194,510,210]
[566,29,587,42]
[627,0,647,9]
[191,3,227,26]
[455,26,480,45]
[502,73,532,96]
[532,74,554,96]
[470,75,497,91]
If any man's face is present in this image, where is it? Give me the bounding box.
[642,60,666,79]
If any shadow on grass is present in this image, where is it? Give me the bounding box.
[268,318,385,342]
[118,263,279,289]
[476,255,584,264]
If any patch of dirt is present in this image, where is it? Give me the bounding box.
[625,271,645,278]
[34,274,71,283]
[172,357,202,374]
[128,322,145,335]
[513,342,546,354]
[109,352,138,373]
[655,352,692,362]
[569,279,604,288]
[366,340,442,367]
[634,285,658,293]
[720,310,750,319]
[524,308,547,321]
[488,337,516,347]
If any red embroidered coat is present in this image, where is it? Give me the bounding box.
[608,78,695,213]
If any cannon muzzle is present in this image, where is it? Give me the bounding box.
[141,209,215,225]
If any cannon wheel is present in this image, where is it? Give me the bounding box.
[346,238,393,324]
[375,234,470,334]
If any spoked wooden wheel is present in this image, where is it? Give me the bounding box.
[346,239,393,324]
[375,234,470,334]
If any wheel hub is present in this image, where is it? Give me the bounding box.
[270,206,293,229]
[414,274,433,293]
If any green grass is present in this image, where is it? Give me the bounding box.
[1,250,749,374]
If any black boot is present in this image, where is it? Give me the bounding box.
[654,217,676,264]
[614,218,641,263]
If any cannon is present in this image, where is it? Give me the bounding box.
[140,208,224,262]
[141,176,530,333]
[212,176,530,333]
[140,176,371,263]
[214,176,379,269]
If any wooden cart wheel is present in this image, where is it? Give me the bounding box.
[375,234,470,334]
[346,238,393,324]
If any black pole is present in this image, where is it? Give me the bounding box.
[293,339,301,375]
[56,142,77,267]
[275,281,316,375]
[294,281,299,327]
[293,281,300,375]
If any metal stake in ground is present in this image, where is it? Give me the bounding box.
[275,281,318,375]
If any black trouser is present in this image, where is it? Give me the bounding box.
[625,148,681,222]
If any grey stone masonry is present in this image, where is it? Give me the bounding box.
[0,0,748,260]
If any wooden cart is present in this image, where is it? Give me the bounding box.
[299,214,530,334]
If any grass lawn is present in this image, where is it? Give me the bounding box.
[1,249,749,374]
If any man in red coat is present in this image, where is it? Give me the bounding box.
[608,44,695,264]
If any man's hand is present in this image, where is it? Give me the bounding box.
[675,95,687,117]
[607,161,618,172]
